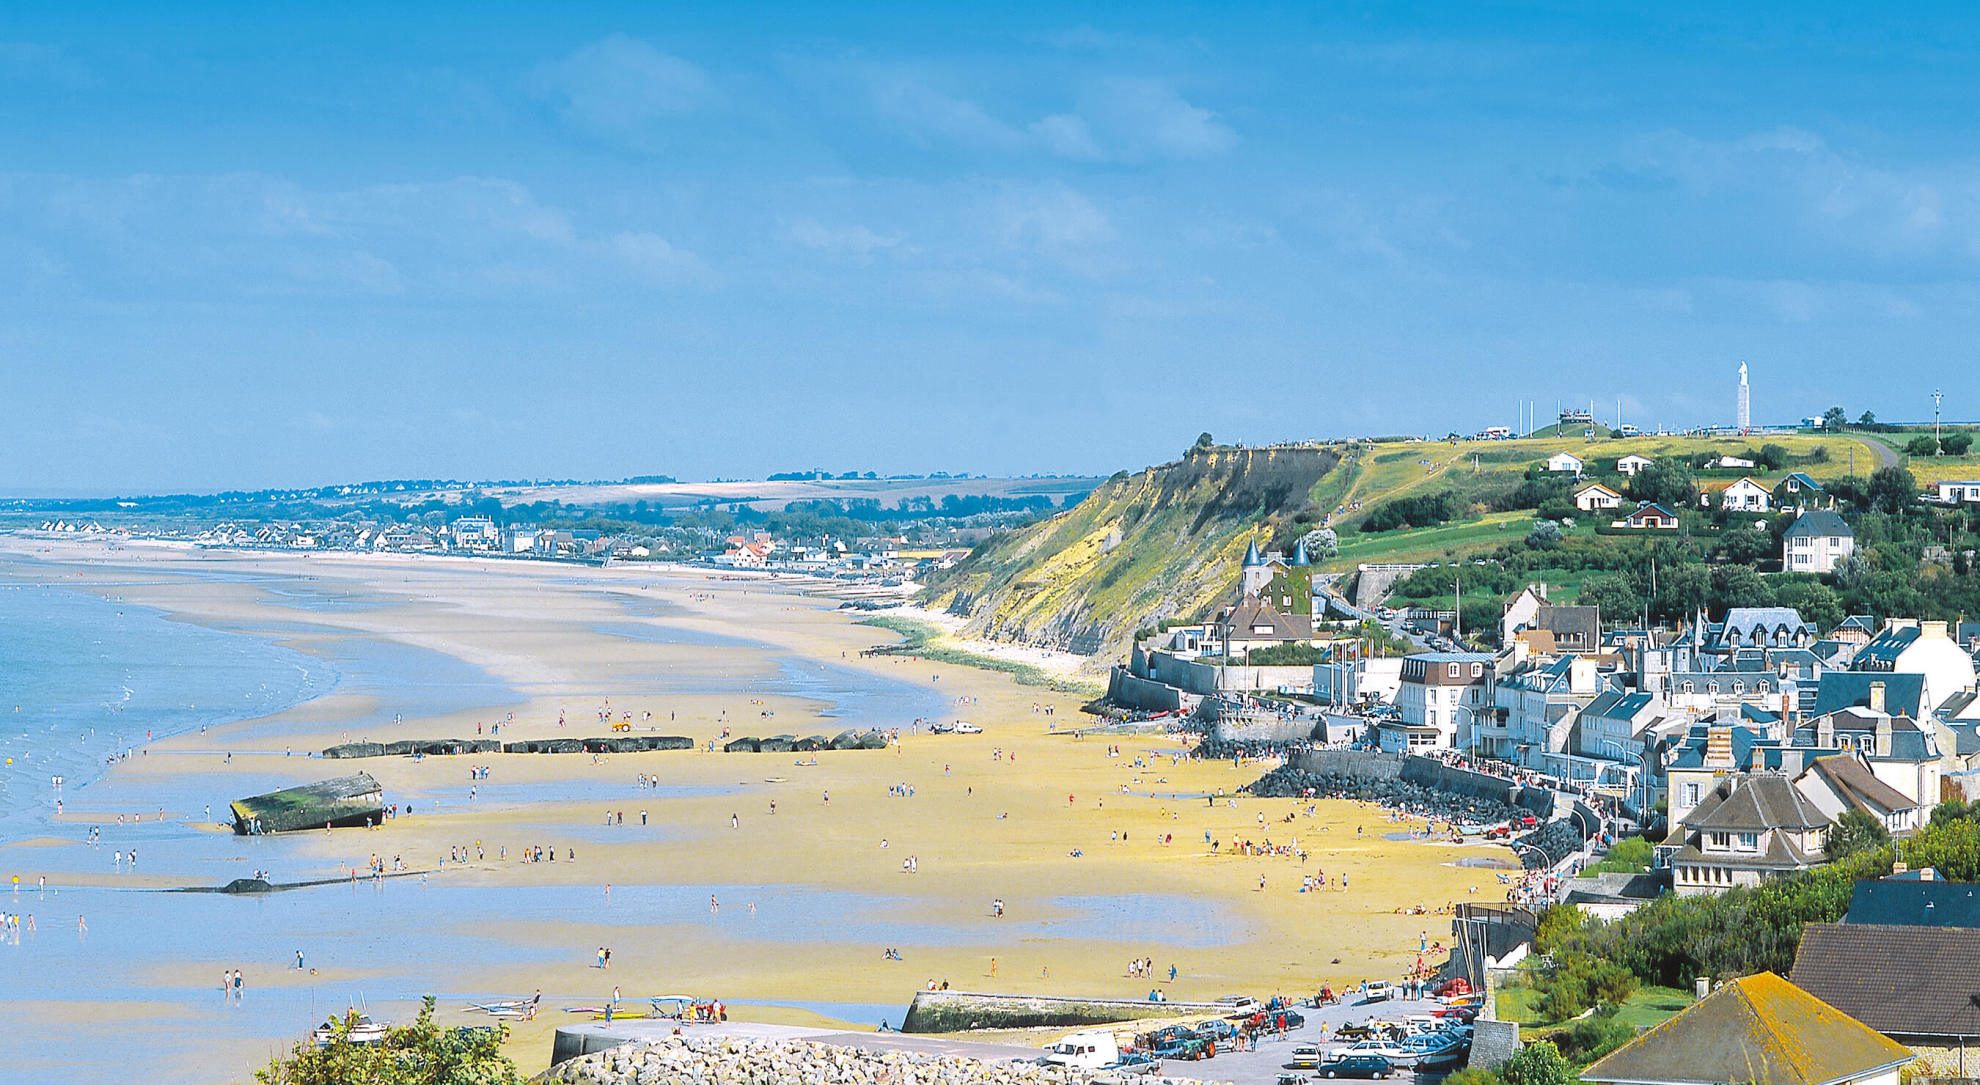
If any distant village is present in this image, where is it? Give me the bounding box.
[29,514,976,583]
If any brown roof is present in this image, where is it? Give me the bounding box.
[1790,923,1980,1039]
[1581,971,1913,1085]
[1212,600,1311,641]
[1798,755,1918,817]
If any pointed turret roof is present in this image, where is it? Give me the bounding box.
[1291,539,1309,566]
[1242,539,1263,567]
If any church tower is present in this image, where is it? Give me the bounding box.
[1737,362,1750,431]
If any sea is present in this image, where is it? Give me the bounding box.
[0,551,1033,1084]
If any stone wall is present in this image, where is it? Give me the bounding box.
[1288,748,1406,780]
[1466,1019,1521,1072]
[900,991,1224,1034]
[1212,715,1319,745]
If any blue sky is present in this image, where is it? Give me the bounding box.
[4,3,1978,494]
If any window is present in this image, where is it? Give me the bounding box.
[1732,682,1745,695]
[1447,663,1460,678]
[1708,681,1720,694]
[1710,832,1730,849]
[1684,782,1701,806]
[1738,832,1758,851]
[1681,681,1695,694]
[1471,663,1483,678]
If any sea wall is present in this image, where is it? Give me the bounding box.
[1211,714,1320,745]
[319,734,890,758]
[1107,667,1194,713]
[900,991,1225,1034]
[1286,750,1553,817]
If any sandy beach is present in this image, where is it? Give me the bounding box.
[0,536,1509,1083]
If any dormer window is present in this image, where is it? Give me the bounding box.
[1448,663,1460,678]
[1708,681,1720,694]
[1681,682,1695,694]
[1738,832,1758,851]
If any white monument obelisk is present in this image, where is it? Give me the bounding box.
[1737,362,1750,431]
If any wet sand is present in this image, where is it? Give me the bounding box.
[0,537,1509,1081]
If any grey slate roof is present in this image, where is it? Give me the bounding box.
[1799,754,1916,817]
[1812,672,1927,719]
[1782,510,1853,539]
[1845,879,1980,928]
[1791,923,1980,1039]
[1687,774,1829,833]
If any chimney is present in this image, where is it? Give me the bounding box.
[1876,714,1893,758]
[1704,724,1735,769]
[1869,681,1886,715]
[1922,620,1949,641]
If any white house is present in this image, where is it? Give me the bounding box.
[1616,454,1656,476]
[1933,480,1980,504]
[1392,653,1494,751]
[1782,510,1855,574]
[1545,451,1585,474]
[1708,454,1757,470]
[1718,476,1773,512]
[1574,482,1624,512]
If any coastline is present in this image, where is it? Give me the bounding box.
[0,534,1512,1084]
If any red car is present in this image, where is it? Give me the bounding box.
[1515,814,1539,829]
[1431,1006,1477,1022]
[1484,825,1512,840]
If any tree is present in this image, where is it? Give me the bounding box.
[1945,432,1974,456]
[1758,443,1790,471]
[1822,406,1848,431]
[257,996,524,1085]
[1501,1041,1576,1085]
[1866,465,1917,514]
[1632,458,1696,508]
[1905,434,1940,457]
[1195,432,1215,449]
[1579,573,1641,621]
[1773,578,1843,630]
[1859,410,1878,426]
[1711,564,1772,609]
[1303,527,1340,559]
[1528,520,1564,549]
[1828,809,1892,860]
[1654,562,1712,620]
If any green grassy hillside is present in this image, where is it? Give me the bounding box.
[924,430,1889,668]
[918,445,1343,665]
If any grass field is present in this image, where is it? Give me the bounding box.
[1497,982,1693,1034]
[1329,510,1532,569]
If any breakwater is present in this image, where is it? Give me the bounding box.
[323,729,891,759]
[900,990,1226,1034]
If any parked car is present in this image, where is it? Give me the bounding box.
[1194,1020,1238,1043]
[1484,825,1513,840]
[1360,981,1393,1003]
[1215,995,1260,1013]
[1286,1045,1326,1070]
[952,722,982,734]
[1320,1054,1395,1079]
[1515,813,1539,829]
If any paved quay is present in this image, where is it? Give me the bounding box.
[556,992,1469,1085]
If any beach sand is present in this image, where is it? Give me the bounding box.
[0,537,1510,1081]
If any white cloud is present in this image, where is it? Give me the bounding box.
[987,184,1114,250]
[784,218,906,258]
[529,34,712,138]
[7,172,708,299]
[868,72,1233,162]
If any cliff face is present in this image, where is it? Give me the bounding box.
[919,446,1341,668]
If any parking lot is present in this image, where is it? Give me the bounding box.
[1135,992,1467,1085]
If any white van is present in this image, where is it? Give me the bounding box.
[1043,1031,1121,1070]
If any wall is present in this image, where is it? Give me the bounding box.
[1288,748,1554,816]
[899,991,1225,1034]
[1214,714,1321,744]
[1352,563,1425,608]
[1106,667,1193,713]
[1140,650,1313,695]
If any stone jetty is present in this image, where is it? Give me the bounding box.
[533,1035,1217,1085]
